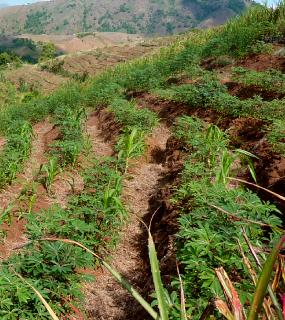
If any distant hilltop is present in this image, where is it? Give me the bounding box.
[0,0,252,36]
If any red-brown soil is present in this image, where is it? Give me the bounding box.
[86,112,114,157]
[202,52,285,72]
[0,136,5,152]
[0,119,59,258]
[226,82,285,100]
[237,53,285,72]
[0,217,26,259]
[136,92,233,128]
[93,108,122,145]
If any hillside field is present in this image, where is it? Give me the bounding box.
[0,3,284,320]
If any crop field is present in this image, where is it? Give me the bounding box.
[3,40,164,93]
[0,3,284,320]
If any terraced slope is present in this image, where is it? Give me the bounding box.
[0,3,284,320]
[3,40,161,93]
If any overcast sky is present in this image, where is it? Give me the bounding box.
[0,0,280,7]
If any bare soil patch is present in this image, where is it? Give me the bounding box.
[86,112,114,157]
[0,136,5,153]
[61,44,154,77]
[135,92,233,128]
[19,33,143,54]
[0,217,26,259]
[226,82,285,100]
[94,108,122,145]
[5,65,66,93]
[237,53,285,72]
[202,52,285,72]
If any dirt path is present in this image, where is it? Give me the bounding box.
[84,124,171,320]
[0,136,5,153]
[0,119,57,259]
[86,113,114,158]
[35,113,115,211]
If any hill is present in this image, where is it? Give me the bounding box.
[0,0,252,36]
[0,3,284,320]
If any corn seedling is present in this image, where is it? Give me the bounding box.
[216,149,258,185]
[40,157,61,192]
[117,128,145,173]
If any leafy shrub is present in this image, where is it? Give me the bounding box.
[108,98,158,132]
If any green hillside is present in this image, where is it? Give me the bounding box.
[0,0,251,35]
[0,2,284,320]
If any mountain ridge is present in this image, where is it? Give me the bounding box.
[0,0,252,36]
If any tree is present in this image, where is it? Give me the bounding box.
[39,41,56,62]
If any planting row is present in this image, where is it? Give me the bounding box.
[2,2,285,189]
[152,78,285,156]
[0,98,158,318]
[164,116,283,318]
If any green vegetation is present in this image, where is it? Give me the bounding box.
[0,38,38,63]
[0,52,22,68]
[0,121,33,188]
[39,42,57,62]
[172,116,281,318]
[0,0,249,36]
[0,2,285,319]
[24,9,51,34]
[232,66,285,93]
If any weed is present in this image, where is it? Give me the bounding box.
[108,98,158,132]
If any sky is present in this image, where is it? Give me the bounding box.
[0,0,280,7]
[0,0,49,6]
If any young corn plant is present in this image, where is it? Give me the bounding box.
[40,157,61,193]
[216,149,258,185]
[117,128,146,173]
